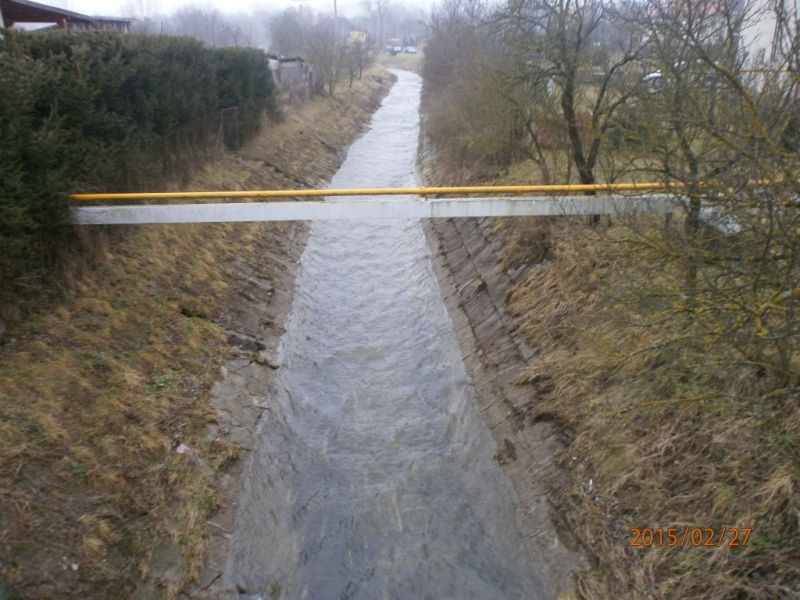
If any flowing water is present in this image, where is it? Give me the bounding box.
[225,70,547,600]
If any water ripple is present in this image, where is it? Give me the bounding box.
[225,70,547,600]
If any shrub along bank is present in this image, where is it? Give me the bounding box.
[422,139,800,599]
[0,30,276,308]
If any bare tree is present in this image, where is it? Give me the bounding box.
[342,35,375,87]
[362,0,393,49]
[424,0,642,186]
[606,0,800,386]
[269,7,310,56]
[493,0,648,222]
[623,0,750,282]
[122,0,162,33]
[171,3,234,47]
[305,20,343,97]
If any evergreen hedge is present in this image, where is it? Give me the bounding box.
[0,30,276,304]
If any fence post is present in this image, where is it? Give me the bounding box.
[216,111,225,153]
[234,107,240,149]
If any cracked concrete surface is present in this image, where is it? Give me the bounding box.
[189,222,309,597]
[423,216,589,595]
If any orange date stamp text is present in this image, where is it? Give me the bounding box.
[630,527,751,548]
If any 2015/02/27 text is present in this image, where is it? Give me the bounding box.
[630,527,752,548]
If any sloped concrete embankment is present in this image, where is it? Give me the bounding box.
[194,221,308,595]
[419,164,589,594]
[133,221,313,600]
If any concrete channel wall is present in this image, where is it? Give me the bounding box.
[422,215,589,597]
[417,134,589,595]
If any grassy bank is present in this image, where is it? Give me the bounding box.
[375,51,423,73]
[459,158,800,598]
[0,67,393,599]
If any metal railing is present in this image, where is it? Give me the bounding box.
[70,181,773,225]
[71,182,678,202]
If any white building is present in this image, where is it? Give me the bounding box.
[739,0,800,64]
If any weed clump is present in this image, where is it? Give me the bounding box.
[502,209,800,599]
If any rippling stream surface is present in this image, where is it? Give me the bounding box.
[226,70,547,600]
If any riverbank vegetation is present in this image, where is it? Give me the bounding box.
[0,59,393,598]
[423,0,800,597]
[0,30,277,314]
[376,50,424,73]
[267,8,380,98]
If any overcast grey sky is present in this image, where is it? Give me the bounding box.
[38,0,426,21]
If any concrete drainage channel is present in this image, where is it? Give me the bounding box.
[418,137,589,594]
[188,71,587,599]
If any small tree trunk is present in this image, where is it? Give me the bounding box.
[684,196,701,291]
[561,70,600,225]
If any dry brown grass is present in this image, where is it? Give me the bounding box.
[426,150,800,597]
[376,51,424,74]
[0,66,393,599]
[500,211,800,598]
